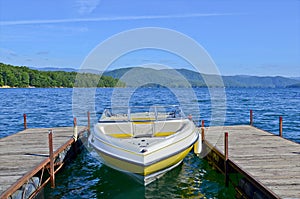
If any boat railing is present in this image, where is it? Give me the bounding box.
[100,105,185,122]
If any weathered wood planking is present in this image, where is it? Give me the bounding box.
[0,127,85,196]
[203,125,300,198]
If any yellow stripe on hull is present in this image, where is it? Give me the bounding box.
[108,133,133,138]
[107,131,175,138]
[98,146,193,176]
[132,121,154,124]
[154,131,175,137]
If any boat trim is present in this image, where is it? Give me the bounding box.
[92,127,198,157]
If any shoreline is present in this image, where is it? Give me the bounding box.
[0,86,36,89]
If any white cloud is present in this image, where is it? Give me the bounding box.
[76,0,100,15]
[0,13,241,26]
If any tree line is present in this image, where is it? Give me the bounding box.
[0,63,125,88]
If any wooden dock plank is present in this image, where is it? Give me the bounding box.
[0,126,85,196]
[203,125,300,199]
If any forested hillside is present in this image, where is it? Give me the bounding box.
[104,67,300,88]
[0,63,125,88]
[3,63,298,88]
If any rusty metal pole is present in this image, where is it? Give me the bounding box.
[279,116,283,137]
[48,129,55,188]
[225,132,228,160]
[23,114,27,129]
[201,120,205,142]
[87,111,90,133]
[250,110,253,126]
[224,132,229,187]
[73,117,78,141]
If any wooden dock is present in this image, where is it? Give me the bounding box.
[0,126,87,199]
[1,110,299,198]
[202,125,300,199]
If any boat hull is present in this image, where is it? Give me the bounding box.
[92,145,194,185]
[94,144,193,175]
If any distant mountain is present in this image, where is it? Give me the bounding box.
[80,69,103,74]
[29,66,77,72]
[103,67,133,79]
[29,67,104,74]
[222,75,299,88]
[104,67,195,87]
[28,66,300,88]
[103,67,300,88]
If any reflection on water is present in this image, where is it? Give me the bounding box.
[44,148,235,199]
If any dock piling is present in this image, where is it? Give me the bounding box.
[279,116,283,137]
[87,111,91,133]
[23,114,27,129]
[224,132,229,187]
[201,120,205,141]
[73,117,78,141]
[250,110,253,126]
[48,130,55,188]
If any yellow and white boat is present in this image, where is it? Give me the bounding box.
[88,106,201,185]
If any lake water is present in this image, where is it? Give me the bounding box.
[0,87,299,198]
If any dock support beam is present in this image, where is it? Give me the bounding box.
[201,120,205,142]
[224,132,229,187]
[73,117,78,141]
[279,116,283,137]
[23,114,27,129]
[87,111,91,133]
[48,129,55,188]
[250,110,253,126]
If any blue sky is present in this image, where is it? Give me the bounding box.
[0,0,299,77]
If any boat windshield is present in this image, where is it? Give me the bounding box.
[100,105,185,122]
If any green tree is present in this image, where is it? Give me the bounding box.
[6,70,18,87]
[20,72,29,87]
[0,74,3,86]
